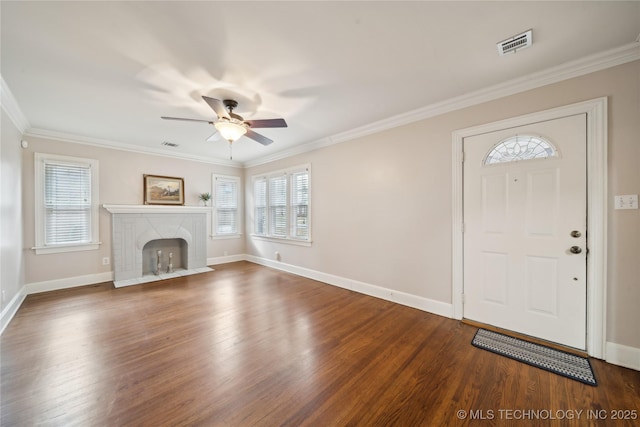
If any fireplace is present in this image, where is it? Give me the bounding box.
[103,205,211,287]
[142,238,188,275]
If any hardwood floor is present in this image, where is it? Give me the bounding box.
[2,261,639,426]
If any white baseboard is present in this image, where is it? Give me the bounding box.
[26,271,114,294]
[606,342,640,371]
[5,257,640,373]
[207,254,246,265]
[3,257,454,335]
[24,257,244,295]
[0,286,27,335]
[245,255,453,319]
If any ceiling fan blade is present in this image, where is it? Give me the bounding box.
[206,131,221,142]
[161,116,213,124]
[202,96,230,119]
[245,118,288,128]
[245,129,274,146]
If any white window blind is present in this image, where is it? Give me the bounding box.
[44,162,92,245]
[290,171,309,239]
[252,164,311,243]
[34,153,100,254]
[269,174,288,238]
[213,175,240,236]
[254,178,267,236]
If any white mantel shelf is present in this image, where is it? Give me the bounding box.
[103,204,210,214]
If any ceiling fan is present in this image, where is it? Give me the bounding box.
[162,96,287,158]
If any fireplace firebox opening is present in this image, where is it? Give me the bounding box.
[142,238,188,276]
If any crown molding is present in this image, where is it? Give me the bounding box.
[242,137,337,168]
[244,41,640,169]
[6,41,639,170]
[0,76,30,133]
[24,128,242,168]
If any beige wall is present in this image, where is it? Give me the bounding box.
[245,60,640,349]
[21,137,245,285]
[4,60,638,351]
[1,110,25,312]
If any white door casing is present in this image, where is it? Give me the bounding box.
[451,97,607,358]
[463,114,586,349]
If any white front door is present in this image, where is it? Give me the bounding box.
[463,114,587,350]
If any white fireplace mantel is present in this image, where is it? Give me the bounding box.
[104,204,209,287]
[103,204,211,214]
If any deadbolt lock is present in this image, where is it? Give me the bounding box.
[570,230,582,238]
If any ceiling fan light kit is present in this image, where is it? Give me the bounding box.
[162,95,288,159]
[214,119,248,143]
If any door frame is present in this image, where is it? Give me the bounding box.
[451,97,607,358]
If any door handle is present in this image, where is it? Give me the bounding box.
[569,246,582,254]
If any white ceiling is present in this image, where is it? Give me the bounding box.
[2,1,639,166]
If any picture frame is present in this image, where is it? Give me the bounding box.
[143,174,185,205]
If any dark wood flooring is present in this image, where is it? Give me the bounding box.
[2,261,639,426]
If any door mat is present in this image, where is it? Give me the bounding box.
[472,328,597,386]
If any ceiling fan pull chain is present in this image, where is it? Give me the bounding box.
[229,142,233,160]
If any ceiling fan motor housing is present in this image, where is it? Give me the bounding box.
[222,99,245,122]
[223,99,238,110]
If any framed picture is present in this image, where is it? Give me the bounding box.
[143,174,184,205]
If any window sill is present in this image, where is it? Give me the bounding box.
[211,234,243,240]
[32,242,101,255]
[250,235,312,247]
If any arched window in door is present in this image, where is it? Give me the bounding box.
[484,135,557,165]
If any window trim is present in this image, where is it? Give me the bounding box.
[211,174,242,239]
[33,153,100,254]
[251,164,311,245]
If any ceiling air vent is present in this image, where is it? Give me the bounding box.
[161,141,179,147]
[497,29,532,56]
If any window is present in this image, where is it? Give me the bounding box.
[252,164,311,244]
[254,178,267,235]
[484,135,557,165]
[34,153,100,254]
[290,170,310,240]
[269,174,288,238]
[212,175,241,237]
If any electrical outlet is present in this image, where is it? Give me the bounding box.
[614,194,638,210]
[102,257,110,265]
